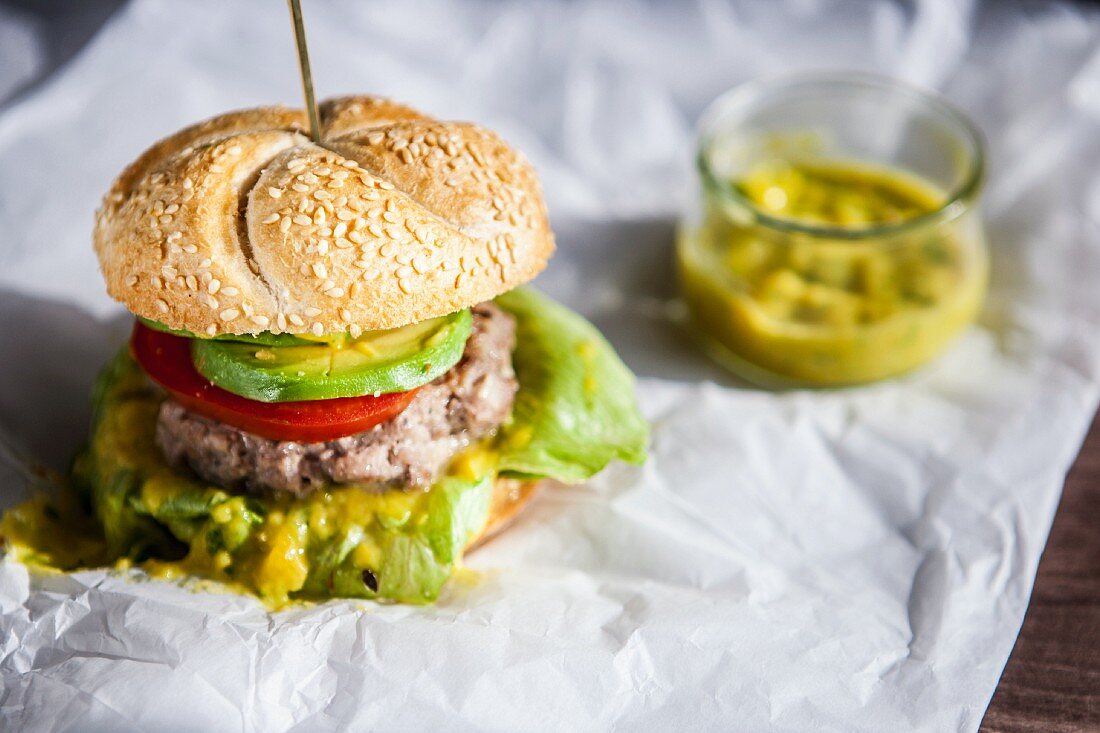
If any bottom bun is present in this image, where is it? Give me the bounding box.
[466,477,542,551]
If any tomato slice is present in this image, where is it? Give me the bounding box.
[130,321,418,442]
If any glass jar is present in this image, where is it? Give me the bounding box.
[677,74,988,387]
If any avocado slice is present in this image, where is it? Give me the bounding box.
[191,310,473,402]
[139,318,315,347]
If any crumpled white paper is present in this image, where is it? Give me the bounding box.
[1,0,1100,730]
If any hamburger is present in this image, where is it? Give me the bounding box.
[2,96,647,606]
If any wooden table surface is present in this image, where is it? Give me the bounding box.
[982,410,1100,731]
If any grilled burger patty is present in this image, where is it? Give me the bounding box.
[155,303,518,496]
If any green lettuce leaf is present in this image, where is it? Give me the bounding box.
[494,288,648,482]
[377,474,493,603]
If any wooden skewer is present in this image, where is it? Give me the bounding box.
[287,0,321,143]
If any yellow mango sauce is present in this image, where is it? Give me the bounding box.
[0,356,494,609]
[678,159,987,386]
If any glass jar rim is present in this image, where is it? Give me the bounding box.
[697,72,986,241]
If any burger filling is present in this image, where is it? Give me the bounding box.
[1,289,649,606]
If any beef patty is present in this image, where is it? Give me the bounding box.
[155,302,517,496]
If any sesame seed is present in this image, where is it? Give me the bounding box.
[312,322,324,336]
[292,183,310,193]
[380,242,397,257]
[382,211,399,224]
[186,275,198,291]
[250,315,270,327]
[335,238,352,249]
[340,308,351,321]
[333,222,348,238]
[261,213,280,224]
[397,266,414,278]
[159,215,173,225]
[304,306,322,317]
[277,313,288,330]
[379,181,395,190]
[200,294,219,309]
[182,244,198,254]
[183,178,194,190]
[221,286,239,297]
[325,288,345,298]
[200,258,213,268]
[165,203,180,214]
[318,240,330,254]
[206,324,217,336]
[312,263,327,279]
[314,208,327,225]
[293,214,312,226]
[399,278,416,294]
[268,187,283,199]
[220,308,240,321]
[125,274,138,287]
[208,279,221,294]
[337,210,355,221]
[280,216,292,233]
[152,276,163,290]
[349,324,362,338]
[156,299,169,313]
[289,313,305,327]
[348,231,365,244]
[349,282,361,298]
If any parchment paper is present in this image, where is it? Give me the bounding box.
[2,1,1100,730]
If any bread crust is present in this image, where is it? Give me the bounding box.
[94,97,554,336]
[466,477,541,551]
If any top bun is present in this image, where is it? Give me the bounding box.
[94,96,554,336]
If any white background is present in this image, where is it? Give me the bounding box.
[1,1,1100,730]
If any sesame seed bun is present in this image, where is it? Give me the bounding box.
[94,96,555,336]
[466,477,541,551]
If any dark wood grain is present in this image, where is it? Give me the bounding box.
[982,410,1100,731]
